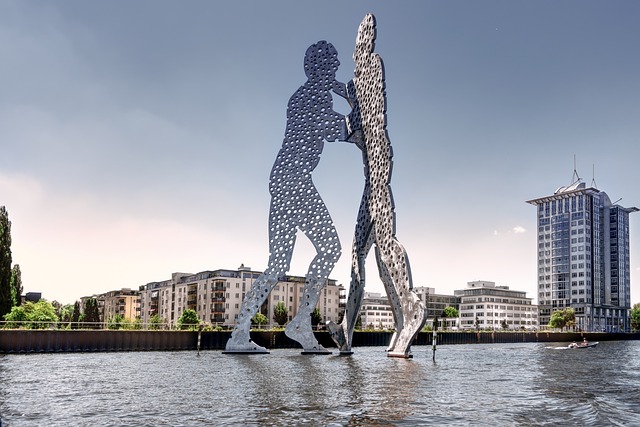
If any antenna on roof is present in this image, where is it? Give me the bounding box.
[590,164,598,189]
[571,155,581,184]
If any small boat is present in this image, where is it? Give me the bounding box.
[568,341,599,349]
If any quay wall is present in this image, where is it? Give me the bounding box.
[1,330,638,354]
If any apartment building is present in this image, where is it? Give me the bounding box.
[139,265,344,328]
[455,280,538,330]
[100,288,140,322]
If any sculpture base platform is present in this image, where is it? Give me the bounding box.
[301,350,332,355]
[338,351,354,356]
[387,352,413,359]
[222,349,270,355]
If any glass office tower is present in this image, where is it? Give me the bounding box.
[527,180,637,332]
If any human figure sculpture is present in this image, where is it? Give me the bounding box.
[224,41,349,354]
[327,14,426,358]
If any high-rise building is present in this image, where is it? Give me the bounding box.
[527,178,637,332]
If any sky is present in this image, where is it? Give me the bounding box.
[1,1,639,305]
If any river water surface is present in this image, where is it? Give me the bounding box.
[1,341,639,426]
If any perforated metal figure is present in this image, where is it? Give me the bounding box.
[224,41,349,354]
[328,14,426,357]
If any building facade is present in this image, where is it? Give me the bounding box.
[80,288,141,324]
[455,281,538,330]
[360,292,395,330]
[100,288,141,323]
[414,286,460,329]
[527,179,637,331]
[138,265,343,328]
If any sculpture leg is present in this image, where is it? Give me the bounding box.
[224,209,296,354]
[375,238,425,358]
[328,213,373,354]
[223,272,279,354]
[286,200,341,354]
[285,274,330,354]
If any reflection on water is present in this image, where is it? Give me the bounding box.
[1,342,639,426]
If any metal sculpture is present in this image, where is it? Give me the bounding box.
[327,14,426,358]
[224,41,349,354]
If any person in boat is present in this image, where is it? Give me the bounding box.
[581,337,588,346]
[569,341,578,348]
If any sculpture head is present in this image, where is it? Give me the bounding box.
[304,41,340,82]
[353,14,376,71]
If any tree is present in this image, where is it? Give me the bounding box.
[108,314,125,330]
[0,206,13,319]
[149,313,164,330]
[273,301,288,326]
[10,264,22,307]
[71,301,81,329]
[3,300,59,329]
[630,303,640,333]
[177,308,200,330]
[501,319,508,330]
[549,308,576,331]
[441,306,459,331]
[83,298,101,329]
[311,307,322,328]
[57,303,74,328]
[252,312,268,329]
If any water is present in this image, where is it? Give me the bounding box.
[1,341,639,426]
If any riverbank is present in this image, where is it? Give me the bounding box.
[1,329,638,353]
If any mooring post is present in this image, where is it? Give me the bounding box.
[197,324,203,356]
[432,317,438,362]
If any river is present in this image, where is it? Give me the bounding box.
[1,341,639,426]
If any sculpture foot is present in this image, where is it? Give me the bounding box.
[387,351,413,359]
[387,331,398,352]
[223,330,269,354]
[327,320,351,353]
[387,299,426,355]
[301,347,332,355]
[285,316,324,351]
[222,343,270,354]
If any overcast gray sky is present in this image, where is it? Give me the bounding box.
[2,1,639,305]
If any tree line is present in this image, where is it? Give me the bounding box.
[1,206,22,319]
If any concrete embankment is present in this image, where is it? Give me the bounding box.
[1,330,637,354]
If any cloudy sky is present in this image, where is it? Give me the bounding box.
[2,1,639,305]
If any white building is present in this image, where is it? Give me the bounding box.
[455,281,538,330]
[360,292,395,330]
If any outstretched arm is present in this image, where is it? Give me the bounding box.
[345,80,364,147]
[332,80,349,101]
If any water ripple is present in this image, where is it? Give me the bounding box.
[1,342,639,426]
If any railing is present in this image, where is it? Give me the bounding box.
[0,320,224,331]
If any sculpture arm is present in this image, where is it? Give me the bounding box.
[331,80,349,100]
